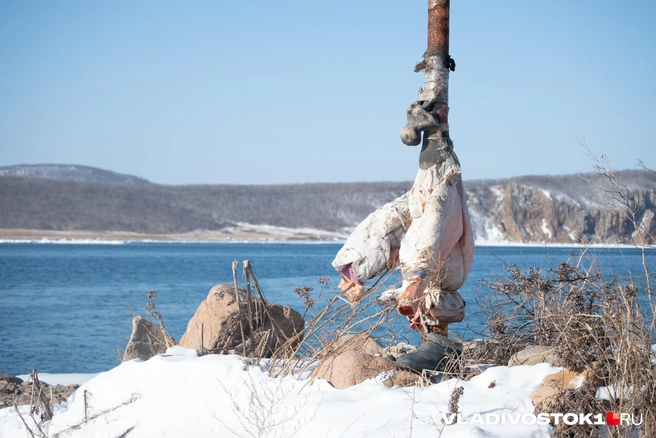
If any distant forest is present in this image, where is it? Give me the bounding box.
[0,176,411,233]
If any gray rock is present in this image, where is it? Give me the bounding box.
[1,381,79,408]
[0,375,23,395]
[0,381,18,395]
[123,316,176,362]
[508,345,561,367]
[0,374,23,385]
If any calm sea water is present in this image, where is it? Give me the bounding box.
[0,242,652,375]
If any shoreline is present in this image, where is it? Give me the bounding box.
[0,229,344,243]
[0,229,652,249]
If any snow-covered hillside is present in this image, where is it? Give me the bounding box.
[0,164,149,184]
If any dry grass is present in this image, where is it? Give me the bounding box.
[225,258,412,382]
[476,156,656,438]
[213,371,315,438]
[217,150,656,436]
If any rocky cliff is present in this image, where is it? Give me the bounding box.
[466,170,656,245]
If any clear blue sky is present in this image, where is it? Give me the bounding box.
[1,0,654,185]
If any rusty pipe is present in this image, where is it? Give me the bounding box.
[427,0,449,56]
[421,0,450,127]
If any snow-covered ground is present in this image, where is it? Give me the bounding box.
[0,346,559,437]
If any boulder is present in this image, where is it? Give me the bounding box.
[508,345,561,367]
[543,370,585,390]
[531,368,603,412]
[0,381,17,396]
[123,316,176,362]
[0,376,79,408]
[0,374,23,385]
[0,374,23,395]
[530,384,561,411]
[328,332,383,356]
[543,368,603,390]
[0,374,23,396]
[179,284,304,358]
[311,350,418,389]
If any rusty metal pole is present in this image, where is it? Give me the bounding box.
[427,0,449,55]
[417,0,453,132]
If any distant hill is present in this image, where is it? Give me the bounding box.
[0,165,654,244]
[0,164,149,184]
[0,176,407,235]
